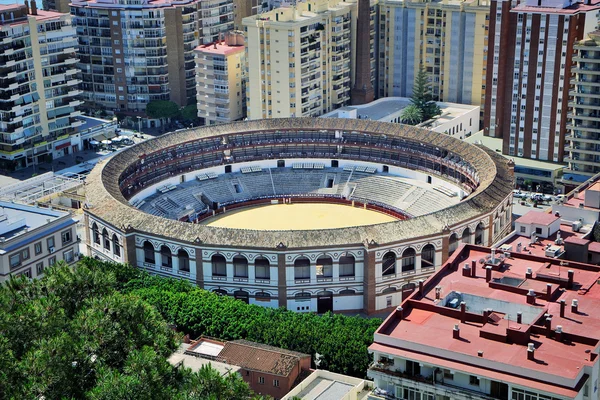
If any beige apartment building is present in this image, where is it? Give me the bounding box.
[377,0,489,114]
[0,200,78,282]
[0,2,83,171]
[195,31,246,125]
[243,0,362,119]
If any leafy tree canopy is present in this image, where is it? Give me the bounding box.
[0,261,262,400]
[145,100,180,120]
[410,65,441,122]
[400,104,424,125]
[181,104,199,123]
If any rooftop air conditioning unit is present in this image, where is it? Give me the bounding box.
[49,247,55,253]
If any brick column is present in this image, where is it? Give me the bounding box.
[278,254,287,308]
[194,249,204,289]
[363,249,377,315]
[122,234,137,265]
[441,234,450,264]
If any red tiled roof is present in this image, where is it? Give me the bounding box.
[372,244,600,396]
[589,242,600,253]
[216,340,310,377]
[564,236,590,246]
[515,210,559,226]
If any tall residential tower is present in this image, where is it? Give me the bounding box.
[483,0,599,161]
[0,2,82,170]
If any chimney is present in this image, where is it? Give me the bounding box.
[526,289,536,305]
[555,325,563,342]
[462,263,471,277]
[460,301,466,323]
[435,286,442,300]
[567,270,574,289]
[526,267,533,279]
[418,279,424,294]
[396,306,403,320]
[546,283,552,299]
[213,41,217,49]
[350,0,374,105]
[485,266,492,282]
[477,350,484,357]
[517,311,522,324]
[527,343,535,361]
[453,324,460,339]
[24,0,30,14]
[571,299,579,314]
[560,299,566,318]
[545,316,552,338]
[30,0,37,15]
[471,260,477,278]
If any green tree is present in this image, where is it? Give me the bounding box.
[145,100,180,121]
[410,65,441,121]
[399,104,423,125]
[0,261,264,400]
[180,104,199,124]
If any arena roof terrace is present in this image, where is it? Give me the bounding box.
[372,243,600,397]
[85,118,514,248]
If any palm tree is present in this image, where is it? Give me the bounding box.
[400,104,423,125]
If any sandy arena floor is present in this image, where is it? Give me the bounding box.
[200,203,397,231]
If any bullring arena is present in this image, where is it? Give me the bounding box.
[83,118,514,314]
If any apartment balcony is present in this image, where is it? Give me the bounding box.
[563,156,600,166]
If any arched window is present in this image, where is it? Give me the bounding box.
[213,289,227,296]
[462,228,471,244]
[295,292,311,301]
[449,233,459,256]
[160,245,172,268]
[401,248,416,272]
[421,244,435,269]
[316,256,333,279]
[92,223,100,245]
[255,256,270,280]
[233,255,248,278]
[143,241,155,264]
[475,223,485,245]
[234,290,249,303]
[178,249,190,272]
[112,234,120,257]
[102,228,110,250]
[382,286,397,294]
[255,291,271,300]
[211,254,226,277]
[339,255,355,278]
[382,251,396,276]
[339,289,356,295]
[294,257,310,281]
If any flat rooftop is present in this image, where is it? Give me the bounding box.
[372,244,600,397]
[282,369,367,400]
[194,41,245,56]
[169,344,240,377]
[321,97,477,123]
[0,200,68,242]
[465,131,566,171]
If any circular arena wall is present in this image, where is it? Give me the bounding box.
[84,118,514,314]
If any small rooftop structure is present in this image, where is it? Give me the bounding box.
[281,369,369,400]
[0,200,69,245]
[169,343,241,377]
[216,339,311,378]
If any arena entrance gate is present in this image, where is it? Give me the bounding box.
[317,290,333,313]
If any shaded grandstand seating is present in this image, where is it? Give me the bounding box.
[138,168,460,219]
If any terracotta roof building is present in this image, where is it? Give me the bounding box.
[216,340,311,399]
[368,243,600,400]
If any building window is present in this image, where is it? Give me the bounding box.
[535,227,542,235]
[143,241,155,264]
[382,251,396,276]
[421,244,435,269]
[273,379,280,387]
[22,248,29,261]
[92,223,100,245]
[48,256,56,267]
[63,249,74,264]
[34,242,42,255]
[339,255,355,277]
[233,255,248,278]
[61,229,72,245]
[520,226,526,233]
[36,262,44,276]
[255,257,270,280]
[10,253,20,269]
[102,229,110,251]
[294,257,310,280]
[316,256,333,279]
[47,236,55,252]
[469,375,480,386]
[401,248,416,272]
[178,249,190,272]
[212,254,227,276]
[112,234,121,257]
[258,376,265,384]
